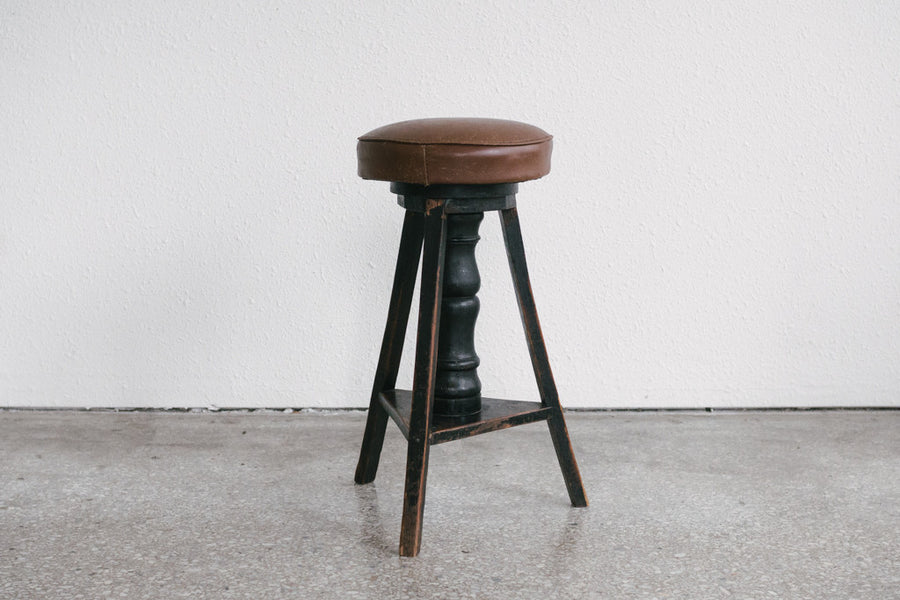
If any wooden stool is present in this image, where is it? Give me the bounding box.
[354,118,588,557]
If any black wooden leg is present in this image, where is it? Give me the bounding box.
[355,211,425,484]
[399,202,447,557]
[500,207,588,508]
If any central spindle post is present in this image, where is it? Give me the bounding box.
[434,212,483,417]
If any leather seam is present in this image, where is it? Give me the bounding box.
[422,146,429,186]
[358,137,551,147]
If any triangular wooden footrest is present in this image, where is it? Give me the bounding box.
[379,389,551,444]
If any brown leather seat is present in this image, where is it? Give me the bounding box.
[357,118,552,186]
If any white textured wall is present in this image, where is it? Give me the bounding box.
[2,1,898,408]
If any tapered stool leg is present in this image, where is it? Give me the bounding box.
[355,211,424,484]
[399,203,447,557]
[500,207,588,507]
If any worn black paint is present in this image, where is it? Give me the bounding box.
[354,211,423,485]
[354,184,588,557]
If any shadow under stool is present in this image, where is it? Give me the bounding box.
[354,118,588,557]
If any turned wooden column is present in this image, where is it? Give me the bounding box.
[434,212,483,417]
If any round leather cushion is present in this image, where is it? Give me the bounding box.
[357,118,552,185]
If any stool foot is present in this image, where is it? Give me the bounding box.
[400,203,447,556]
[354,404,388,485]
[355,211,424,484]
[500,207,588,507]
[400,432,430,557]
[547,409,589,507]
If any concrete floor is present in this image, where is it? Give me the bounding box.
[1,410,898,599]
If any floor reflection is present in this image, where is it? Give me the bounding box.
[352,483,394,555]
